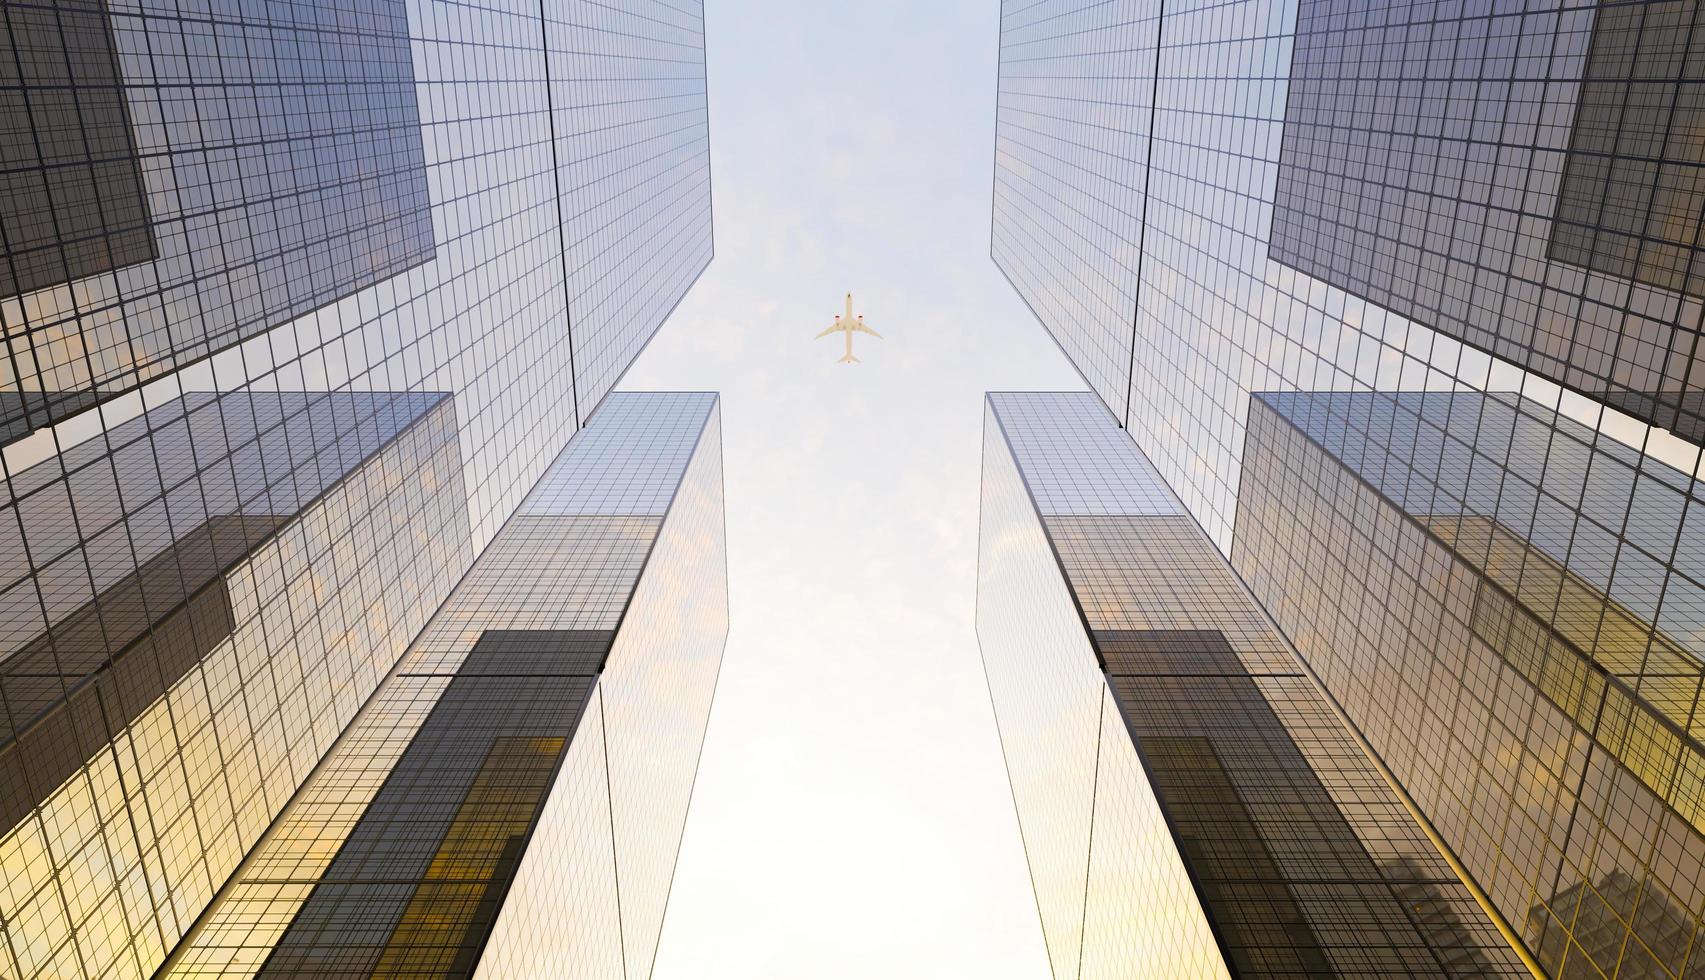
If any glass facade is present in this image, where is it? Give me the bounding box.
[1,0,435,439]
[1272,0,1705,443]
[978,396,1226,980]
[1235,388,1705,977]
[0,0,155,304]
[0,390,471,980]
[0,0,711,976]
[978,391,1525,976]
[0,0,711,484]
[543,4,716,419]
[160,391,726,979]
[994,0,1705,973]
[990,1,1159,418]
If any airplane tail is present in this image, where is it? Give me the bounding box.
[838,353,860,364]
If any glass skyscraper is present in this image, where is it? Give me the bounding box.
[991,0,1705,975]
[162,391,726,979]
[980,391,1525,977]
[0,2,713,978]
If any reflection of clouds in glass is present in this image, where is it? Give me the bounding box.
[990,392,1182,517]
[976,406,1139,978]
[523,393,718,518]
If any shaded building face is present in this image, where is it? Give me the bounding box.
[1273,0,1705,444]
[1234,387,1705,978]
[0,0,155,301]
[977,391,1527,977]
[0,0,435,438]
[160,391,728,980]
[993,0,1705,555]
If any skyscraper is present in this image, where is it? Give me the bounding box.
[0,1,712,977]
[979,390,1525,977]
[991,0,1705,974]
[161,391,726,979]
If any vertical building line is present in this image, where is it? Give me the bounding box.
[701,0,716,268]
[989,394,1242,973]
[600,688,631,979]
[538,0,583,426]
[1124,0,1168,429]
[989,1,1006,265]
[1074,693,1105,979]
[973,404,1060,978]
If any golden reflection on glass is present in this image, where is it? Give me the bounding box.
[1,395,470,980]
[162,393,723,979]
[1236,393,1705,980]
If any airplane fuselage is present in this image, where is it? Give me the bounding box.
[816,292,878,363]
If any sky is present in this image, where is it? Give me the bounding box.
[616,0,1088,975]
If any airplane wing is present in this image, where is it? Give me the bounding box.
[852,320,882,338]
[814,321,841,339]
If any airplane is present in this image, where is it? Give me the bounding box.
[815,293,881,363]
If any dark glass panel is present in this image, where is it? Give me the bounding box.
[0,0,155,297]
[258,629,611,979]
